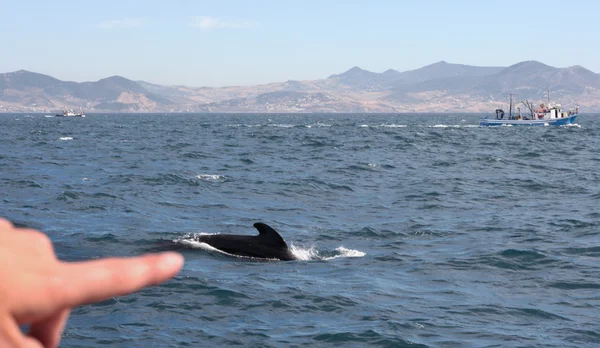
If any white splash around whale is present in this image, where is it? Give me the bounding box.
[175,233,365,261]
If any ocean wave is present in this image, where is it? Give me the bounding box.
[181,151,215,159]
[560,246,600,257]
[226,123,262,128]
[305,122,332,128]
[4,179,43,188]
[547,282,600,290]
[322,246,366,260]
[195,174,227,182]
[430,124,462,128]
[268,123,295,128]
[359,124,407,128]
[481,249,559,270]
[288,245,365,261]
[143,173,202,186]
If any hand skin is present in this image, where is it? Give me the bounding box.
[0,218,184,348]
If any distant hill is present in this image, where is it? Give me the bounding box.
[0,70,171,112]
[2,61,600,113]
[474,61,600,96]
[327,66,384,89]
[395,61,504,84]
[0,70,64,90]
[327,61,505,91]
[385,61,600,109]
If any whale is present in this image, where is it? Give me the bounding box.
[191,222,298,261]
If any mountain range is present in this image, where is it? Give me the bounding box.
[2,60,600,113]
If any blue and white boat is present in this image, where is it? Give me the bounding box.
[479,93,578,126]
[55,107,85,117]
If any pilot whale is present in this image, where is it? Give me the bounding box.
[192,222,298,261]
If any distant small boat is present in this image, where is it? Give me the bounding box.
[480,93,578,126]
[56,107,85,117]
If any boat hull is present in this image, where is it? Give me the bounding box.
[479,114,577,126]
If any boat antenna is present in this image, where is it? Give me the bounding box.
[521,100,534,117]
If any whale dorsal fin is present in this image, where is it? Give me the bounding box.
[253,222,288,248]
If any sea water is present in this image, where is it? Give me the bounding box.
[1,113,599,347]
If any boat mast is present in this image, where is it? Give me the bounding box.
[509,94,513,119]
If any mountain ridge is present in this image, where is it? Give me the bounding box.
[2,60,599,113]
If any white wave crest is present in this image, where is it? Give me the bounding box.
[306,122,332,128]
[430,124,462,128]
[226,124,262,128]
[381,124,407,128]
[322,246,366,260]
[358,124,407,128]
[59,137,73,140]
[290,244,366,261]
[195,174,225,181]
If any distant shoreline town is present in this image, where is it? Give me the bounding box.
[2,61,599,113]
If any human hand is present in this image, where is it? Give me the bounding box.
[0,218,184,348]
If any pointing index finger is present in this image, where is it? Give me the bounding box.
[53,252,183,308]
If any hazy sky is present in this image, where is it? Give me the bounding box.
[1,0,599,86]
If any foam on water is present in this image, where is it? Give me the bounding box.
[226,124,262,128]
[305,122,332,128]
[430,124,464,128]
[359,124,407,128]
[289,244,318,260]
[174,235,365,262]
[59,137,73,140]
[317,246,367,260]
[381,124,407,128]
[195,174,226,181]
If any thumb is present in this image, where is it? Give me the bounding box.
[27,309,70,348]
[0,316,43,348]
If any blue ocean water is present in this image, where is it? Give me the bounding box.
[1,113,599,347]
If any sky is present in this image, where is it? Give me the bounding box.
[1,0,599,87]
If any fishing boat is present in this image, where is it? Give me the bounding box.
[479,93,578,126]
[55,107,85,117]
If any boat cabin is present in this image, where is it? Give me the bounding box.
[533,103,577,120]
